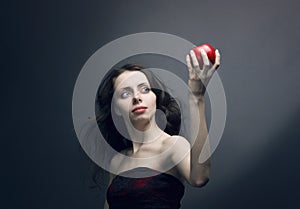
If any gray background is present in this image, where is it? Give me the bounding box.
[1,0,300,208]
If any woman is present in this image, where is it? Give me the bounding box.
[95,49,220,209]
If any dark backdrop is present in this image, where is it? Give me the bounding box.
[1,0,300,208]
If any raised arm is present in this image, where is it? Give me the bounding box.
[174,48,220,187]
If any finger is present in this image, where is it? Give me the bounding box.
[200,49,210,67]
[213,49,221,70]
[207,49,220,77]
[186,54,198,79]
[200,49,210,77]
[186,54,192,71]
[190,50,200,69]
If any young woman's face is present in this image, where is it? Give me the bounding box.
[113,71,157,126]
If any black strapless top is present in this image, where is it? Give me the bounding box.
[106,167,185,209]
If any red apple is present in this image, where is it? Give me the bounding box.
[192,44,216,68]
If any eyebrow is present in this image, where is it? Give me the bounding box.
[118,82,149,91]
[137,82,149,88]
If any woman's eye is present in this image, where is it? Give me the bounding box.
[120,91,130,98]
[141,86,150,93]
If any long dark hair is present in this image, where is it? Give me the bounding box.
[95,63,181,152]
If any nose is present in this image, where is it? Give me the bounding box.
[132,92,142,105]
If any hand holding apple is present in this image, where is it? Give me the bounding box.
[192,44,216,68]
[186,44,220,91]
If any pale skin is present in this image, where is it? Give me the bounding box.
[103,49,221,209]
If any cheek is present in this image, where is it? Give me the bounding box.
[113,99,130,115]
[150,93,157,109]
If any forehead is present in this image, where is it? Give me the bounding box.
[114,71,150,90]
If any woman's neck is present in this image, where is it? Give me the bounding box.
[125,119,164,153]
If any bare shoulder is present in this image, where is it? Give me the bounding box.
[167,135,190,147]
[109,149,128,172]
[162,135,190,154]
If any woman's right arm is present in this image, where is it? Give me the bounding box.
[103,153,122,209]
[103,173,115,209]
[103,200,109,209]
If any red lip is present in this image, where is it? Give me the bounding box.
[132,106,148,113]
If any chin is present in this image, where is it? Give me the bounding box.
[130,115,155,126]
